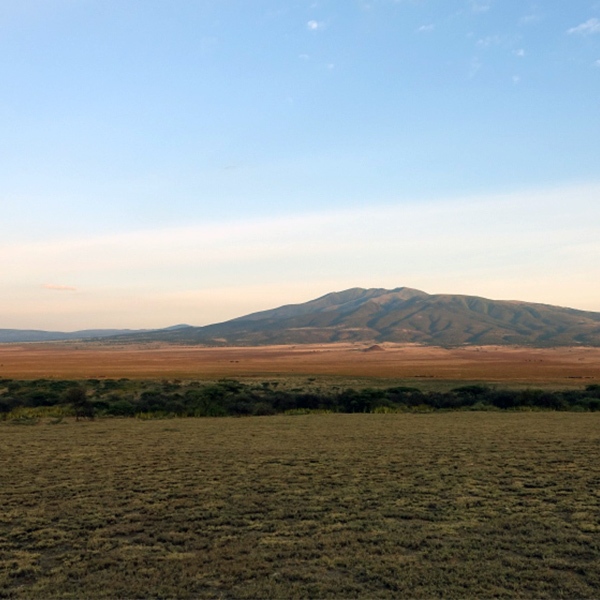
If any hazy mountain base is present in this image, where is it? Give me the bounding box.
[105,287,600,347]
[0,325,189,343]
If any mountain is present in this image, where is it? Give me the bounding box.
[106,287,600,347]
[0,326,189,343]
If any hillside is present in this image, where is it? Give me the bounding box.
[107,287,600,347]
[0,325,190,344]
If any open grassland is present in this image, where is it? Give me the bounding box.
[0,342,599,387]
[2,413,600,598]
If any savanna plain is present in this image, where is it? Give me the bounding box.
[2,343,600,598]
[1,342,599,384]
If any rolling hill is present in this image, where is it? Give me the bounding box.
[0,325,190,344]
[106,287,600,347]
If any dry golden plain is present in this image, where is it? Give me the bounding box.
[0,342,598,386]
[2,413,600,598]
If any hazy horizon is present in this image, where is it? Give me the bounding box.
[2,1,599,330]
[3,274,600,333]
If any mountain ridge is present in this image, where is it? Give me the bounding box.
[101,287,600,347]
[0,325,190,344]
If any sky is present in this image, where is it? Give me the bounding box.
[1,0,599,330]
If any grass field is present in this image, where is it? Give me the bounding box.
[2,413,600,598]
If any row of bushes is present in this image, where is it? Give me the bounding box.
[1,378,600,419]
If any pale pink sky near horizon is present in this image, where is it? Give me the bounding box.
[2,183,599,331]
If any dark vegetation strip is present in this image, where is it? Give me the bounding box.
[1,377,600,421]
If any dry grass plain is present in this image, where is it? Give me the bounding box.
[2,343,600,597]
[0,342,599,387]
[2,413,600,598]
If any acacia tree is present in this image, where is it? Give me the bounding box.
[63,386,94,420]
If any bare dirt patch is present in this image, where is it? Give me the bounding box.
[0,342,598,385]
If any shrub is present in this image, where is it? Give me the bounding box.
[63,386,95,420]
[588,399,600,412]
[252,402,277,416]
[586,384,600,397]
[0,399,12,420]
[105,400,135,416]
[451,385,491,396]
[23,391,60,407]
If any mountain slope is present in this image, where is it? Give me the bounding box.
[0,326,189,343]
[109,287,600,347]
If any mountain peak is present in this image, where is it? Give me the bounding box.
[104,287,600,347]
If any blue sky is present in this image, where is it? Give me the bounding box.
[1,0,599,329]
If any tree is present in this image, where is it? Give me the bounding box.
[63,386,94,420]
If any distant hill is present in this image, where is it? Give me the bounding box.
[0,325,190,343]
[105,287,600,347]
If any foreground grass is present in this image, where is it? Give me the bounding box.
[1,414,600,598]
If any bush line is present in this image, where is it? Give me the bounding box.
[1,378,600,420]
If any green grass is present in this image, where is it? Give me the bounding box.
[2,413,600,598]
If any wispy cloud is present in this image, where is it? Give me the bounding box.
[43,284,77,292]
[358,0,404,9]
[476,35,502,47]
[417,24,435,33]
[567,18,600,35]
[475,34,521,55]
[469,56,482,78]
[306,20,324,31]
[469,0,491,14]
[518,14,541,26]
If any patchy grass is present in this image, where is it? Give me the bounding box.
[1,413,600,598]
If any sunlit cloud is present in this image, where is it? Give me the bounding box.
[307,20,324,31]
[417,24,435,33]
[567,18,600,35]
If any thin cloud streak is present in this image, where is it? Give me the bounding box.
[42,284,77,292]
